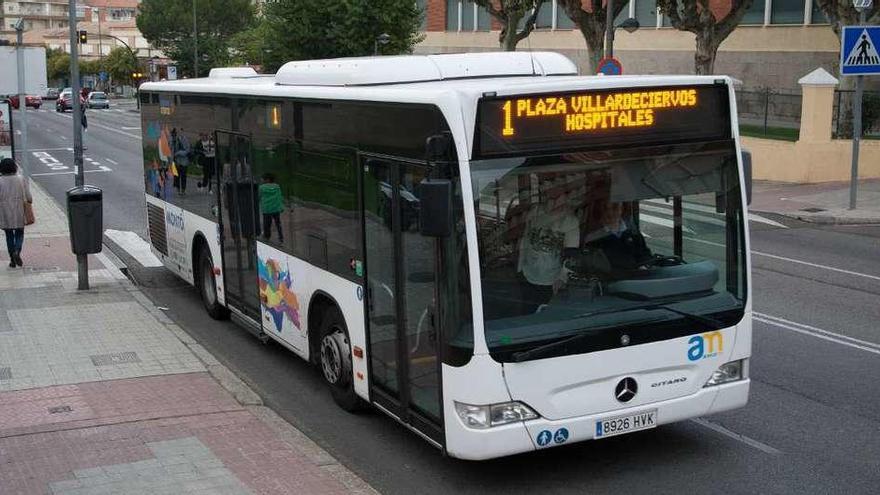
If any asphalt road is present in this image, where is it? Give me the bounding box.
[13,105,880,494]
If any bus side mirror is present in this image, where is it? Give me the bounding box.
[741,149,752,206]
[419,179,452,238]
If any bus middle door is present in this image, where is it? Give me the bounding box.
[216,130,262,321]
[362,155,443,445]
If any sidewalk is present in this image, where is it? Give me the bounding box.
[750,179,880,224]
[0,182,376,495]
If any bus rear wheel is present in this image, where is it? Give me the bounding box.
[197,245,229,320]
[319,309,363,412]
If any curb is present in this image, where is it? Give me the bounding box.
[751,209,880,225]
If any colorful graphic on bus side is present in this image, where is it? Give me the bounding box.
[258,256,301,332]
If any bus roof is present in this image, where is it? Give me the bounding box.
[140,52,732,105]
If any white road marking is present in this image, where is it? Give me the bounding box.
[747,213,788,228]
[683,236,880,283]
[104,229,163,268]
[754,312,880,355]
[752,250,880,282]
[644,198,787,229]
[105,158,118,165]
[30,168,111,177]
[121,126,140,130]
[27,147,74,152]
[691,418,782,455]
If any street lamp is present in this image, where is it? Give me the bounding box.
[617,18,640,34]
[374,33,390,56]
[604,0,641,58]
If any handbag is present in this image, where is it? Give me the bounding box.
[24,201,35,226]
[20,178,34,226]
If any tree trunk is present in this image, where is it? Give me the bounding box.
[501,17,518,51]
[694,31,719,75]
[579,26,604,74]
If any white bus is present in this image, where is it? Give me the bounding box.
[139,52,752,460]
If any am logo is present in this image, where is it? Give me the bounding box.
[687,331,723,361]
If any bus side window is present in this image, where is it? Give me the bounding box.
[289,144,360,280]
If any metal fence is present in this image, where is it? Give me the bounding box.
[735,88,802,133]
[832,90,880,139]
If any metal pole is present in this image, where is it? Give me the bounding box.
[97,8,102,67]
[69,0,88,289]
[14,27,29,176]
[605,0,614,59]
[193,0,198,77]
[849,9,867,210]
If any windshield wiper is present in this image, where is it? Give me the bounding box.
[509,305,727,363]
[644,303,727,328]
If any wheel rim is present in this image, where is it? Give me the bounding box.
[201,255,216,306]
[321,330,345,385]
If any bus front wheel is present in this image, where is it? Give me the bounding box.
[197,245,230,320]
[319,309,363,412]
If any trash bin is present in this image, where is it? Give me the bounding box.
[67,185,103,255]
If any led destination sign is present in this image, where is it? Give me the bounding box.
[476,85,730,157]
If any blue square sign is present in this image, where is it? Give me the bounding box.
[841,26,880,76]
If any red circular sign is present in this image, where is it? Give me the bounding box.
[597,57,623,76]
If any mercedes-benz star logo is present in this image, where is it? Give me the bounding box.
[615,377,638,403]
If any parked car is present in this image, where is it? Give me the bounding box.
[86,91,110,109]
[55,91,83,112]
[44,88,59,100]
[9,94,42,109]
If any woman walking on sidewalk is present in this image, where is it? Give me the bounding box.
[0,158,33,267]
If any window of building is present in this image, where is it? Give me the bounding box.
[461,0,475,30]
[416,0,427,31]
[556,4,576,29]
[741,0,766,24]
[771,0,804,24]
[536,1,553,29]
[635,0,658,28]
[446,0,458,30]
[810,0,828,24]
[477,5,491,31]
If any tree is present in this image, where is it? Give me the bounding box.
[472,0,547,51]
[558,0,630,74]
[657,0,753,75]
[103,46,138,84]
[137,0,255,77]
[45,47,71,84]
[813,1,878,40]
[257,0,423,73]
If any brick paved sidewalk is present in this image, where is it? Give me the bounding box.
[0,182,376,495]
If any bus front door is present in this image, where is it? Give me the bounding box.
[362,156,443,444]
[216,131,261,321]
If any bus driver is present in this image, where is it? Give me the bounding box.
[583,200,652,272]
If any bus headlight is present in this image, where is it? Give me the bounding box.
[704,360,744,387]
[454,401,539,429]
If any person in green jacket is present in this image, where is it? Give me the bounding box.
[259,173,284,243]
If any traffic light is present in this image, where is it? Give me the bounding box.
[78,30,87,44]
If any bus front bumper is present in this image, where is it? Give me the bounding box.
[444,379,749,460]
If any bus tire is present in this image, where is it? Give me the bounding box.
[319,309,363,412]
[197,245,230,320]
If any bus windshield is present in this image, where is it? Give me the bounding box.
[471,140,746,361]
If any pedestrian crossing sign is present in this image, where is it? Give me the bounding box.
[841,26,880,76]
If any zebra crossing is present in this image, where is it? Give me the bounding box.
[640,198,787,230]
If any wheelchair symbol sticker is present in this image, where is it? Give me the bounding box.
[554,427,569,444]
